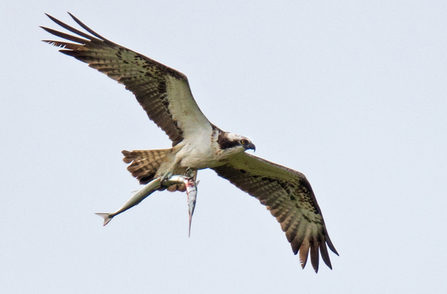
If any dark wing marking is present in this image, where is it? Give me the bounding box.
[41,13,211,146]
[212,152,338,272]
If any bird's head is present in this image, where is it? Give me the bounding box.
[217,132,256,154]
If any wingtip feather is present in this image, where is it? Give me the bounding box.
[310,239,320,273]
[319,242,333,270]
[298,239,310,270]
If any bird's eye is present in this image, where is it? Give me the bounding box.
[240,139,247,145]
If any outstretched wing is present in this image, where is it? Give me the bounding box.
[41,13,211,146]
[212,153,338,272]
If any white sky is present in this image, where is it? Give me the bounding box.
[1,0,446,293]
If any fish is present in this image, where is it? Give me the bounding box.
[185,177,198,237]
[95,177,162,226]
[96,175,193,226]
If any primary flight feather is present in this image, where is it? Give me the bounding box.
[41,12,338,272]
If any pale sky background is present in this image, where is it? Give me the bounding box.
[1,1,446,293]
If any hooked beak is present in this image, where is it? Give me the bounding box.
[245,142,256,152]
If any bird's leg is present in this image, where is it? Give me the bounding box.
[160,170,173,182]
[184,167,196,179]
[159,156,181,182]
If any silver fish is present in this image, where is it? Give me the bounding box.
[96,177,162,226]
[185,177,198,237]
[96,175,191,226]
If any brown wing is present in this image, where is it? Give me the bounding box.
[41,13,211,146]
[212,152,338,272]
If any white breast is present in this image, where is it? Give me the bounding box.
[175,127,224,169]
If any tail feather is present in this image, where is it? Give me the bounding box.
[122,149,197,192]
[122,149,170,184]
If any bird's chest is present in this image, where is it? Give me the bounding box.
[176,135,224,169]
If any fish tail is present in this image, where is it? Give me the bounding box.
[188,214,193,238]
[95,213,114,226]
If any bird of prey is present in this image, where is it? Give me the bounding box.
[41,13,338,272]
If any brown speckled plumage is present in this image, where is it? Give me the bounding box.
[42,13,338,272]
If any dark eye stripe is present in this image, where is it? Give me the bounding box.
[219,139,240,149]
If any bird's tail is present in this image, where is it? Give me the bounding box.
[122,149,192,192]
[122,149,171,184]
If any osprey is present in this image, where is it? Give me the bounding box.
[41,13,338,272]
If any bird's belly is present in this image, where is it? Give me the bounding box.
[176,143,223,170]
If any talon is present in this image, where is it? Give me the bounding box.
[185,167,195,178]
[160,171,173,182]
